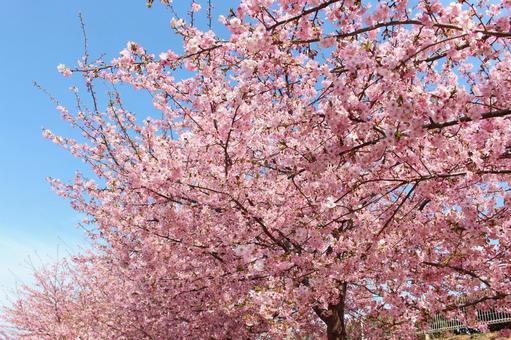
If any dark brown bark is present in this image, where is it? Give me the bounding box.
[314,282,348,340]
[327,282,348,340]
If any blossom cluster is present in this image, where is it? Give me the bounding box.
[4,0,511,339]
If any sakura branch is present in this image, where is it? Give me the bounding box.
[4,0,511,339]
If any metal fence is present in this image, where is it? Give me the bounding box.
[426,310,511,334]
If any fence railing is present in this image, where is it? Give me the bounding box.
[426,310,511,334]
[478,310,511,325]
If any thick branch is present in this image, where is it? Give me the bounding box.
[424,109,511,129]
[292,20,511,44]
[268,0,341,30]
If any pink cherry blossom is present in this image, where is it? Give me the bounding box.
[191,2,201,12]
[57,63,72,77]
[4,0,511,339]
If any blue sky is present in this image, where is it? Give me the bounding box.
[0,0,233,300]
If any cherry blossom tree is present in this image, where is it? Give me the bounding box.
[4,0,511,338]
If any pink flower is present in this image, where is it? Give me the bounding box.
[57,64,72,77]
[42,128,53,139]
[324,196,337,209]
[8,2,511,339]
[191,2,201,12]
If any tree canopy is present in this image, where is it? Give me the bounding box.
[3,0,511,339]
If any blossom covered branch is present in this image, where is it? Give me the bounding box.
[4,0,511,339]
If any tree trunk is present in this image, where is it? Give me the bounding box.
[326,309,347,340]
[314,282,349,340]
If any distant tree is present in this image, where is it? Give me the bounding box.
[3,0,511,339]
